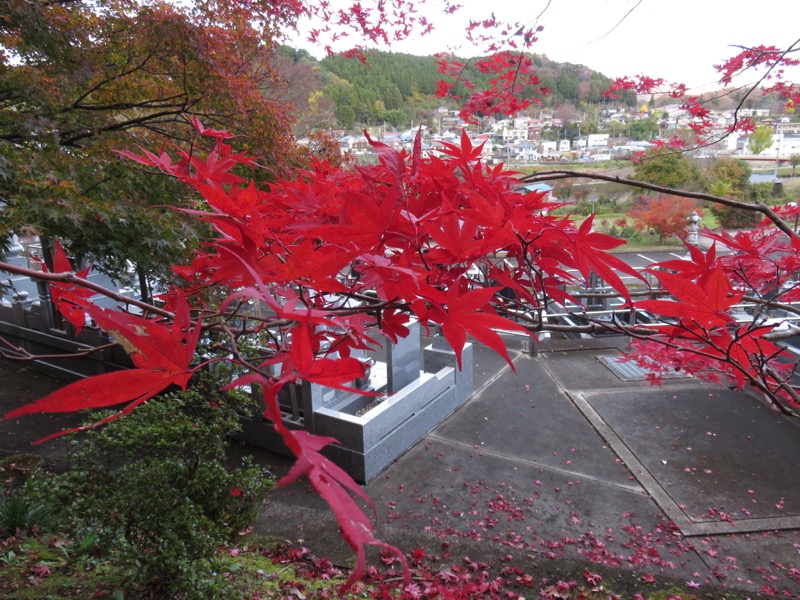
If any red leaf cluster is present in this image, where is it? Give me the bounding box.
[4,285,201,441]
[4,121,646,585]
[630,233,800,411]
[40,242,94,333]
[435,53,544,121]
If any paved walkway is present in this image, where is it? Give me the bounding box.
[3,336,800,597]
[254,337,800,597]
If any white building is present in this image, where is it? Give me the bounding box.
[513,117,530,130]
[538,140,558,154]
[508,141,540,162]
[502,128,528,142]
[587,133,610,148]
[738,108,771,118]
[776,121,800,135]
[492,119,512,132]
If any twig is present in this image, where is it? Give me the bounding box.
[0,261,173,319]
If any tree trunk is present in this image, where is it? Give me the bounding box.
[137,265,151,305]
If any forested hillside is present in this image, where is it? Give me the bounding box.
[321,51,441,128]
[277,47,634,131]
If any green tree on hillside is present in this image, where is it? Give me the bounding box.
[633,150,705,191]
[627,117,659,140]
[790,153,800,177]
[384,109,408,128]
[705,158,759,229]
[707,157,751,197]
[316,50,625,127]
[747,125,774,155]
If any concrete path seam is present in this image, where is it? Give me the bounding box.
[566,391,697,532]
[566,391,800,537]
[469,351,522,396]
[425,434,649,494]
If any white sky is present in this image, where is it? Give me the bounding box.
[294,0,800,95]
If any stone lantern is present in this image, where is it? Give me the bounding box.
[687,210,701,245]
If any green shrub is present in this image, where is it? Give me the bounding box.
[26,375,274,598]
[574,196,616,216]
[0,491,52,538]
[618,224,642,243]
[708,202,761,229]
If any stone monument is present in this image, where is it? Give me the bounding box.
[237,322,474,482]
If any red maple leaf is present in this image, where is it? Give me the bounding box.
[637,265,743,331]
[645,372,663,388]
[539,216,643,302]
[429,285,528,369]
[32,563,52,578]
[282,322,368,390]
[423,213,492,263]
[436,129,485,163]
[652,240,718,285]
[259,238,352,290]
[278,429,408,590]
[435,79,456,97]
[377,308,411,344]
[4,295,200,442]
[239,378,408,592]
[364,130,406,183]
[40,242,94,332]
[190,114,235,139]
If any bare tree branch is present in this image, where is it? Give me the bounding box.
[0,261,173,319]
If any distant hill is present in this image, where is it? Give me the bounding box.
[277,47,636,130]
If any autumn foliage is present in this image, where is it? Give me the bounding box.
[1,122,643,587]
[2,0,800,591]
[627,195,701,242]
[0,0,306,282]
[626,222,800,411]
[4,114,800,587]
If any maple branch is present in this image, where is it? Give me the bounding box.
[66,44,166,111]
[213,320,272,378]
[61,104,203,147]
[627,323,799,417]
[0,339,119,362]
[72,92,192,112]
[725,39,800,82]
[0,261,173,319]
[589,0,644,44]
[724,39,800,135]
[722,329,800,417]
[763,365,800,418]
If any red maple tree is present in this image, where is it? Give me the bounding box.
[0,123,633,586]
[2,3,800,591]
[627,195,701,242]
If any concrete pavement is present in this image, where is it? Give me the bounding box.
[2,335,799,597]
[255,337,800,597]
